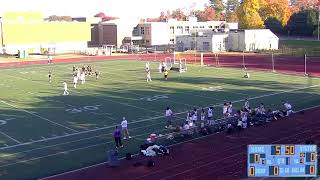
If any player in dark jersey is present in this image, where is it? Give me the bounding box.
[48,71,52,83]
[95,71,99,80]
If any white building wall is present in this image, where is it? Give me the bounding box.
[150,23,169,45]
[176,34,228,52]
[244,29,279,51]
[134,18,238,46]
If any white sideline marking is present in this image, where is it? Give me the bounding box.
[0,120,167,159]
[0,100,78,133]
[0,83,319,151]
[39,104,320,180]
[0,131,21,144]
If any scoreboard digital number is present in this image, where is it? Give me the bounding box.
[248,145,318,177]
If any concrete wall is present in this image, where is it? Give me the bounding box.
[88,24,99,46]
[99,24,117,46]
[176,34,228,52]
[227,31,246,51]
[105,18,141,48]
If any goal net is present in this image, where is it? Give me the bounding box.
[179,58,187,73]
[165,57,173,70]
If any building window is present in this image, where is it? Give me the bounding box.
[208,26,213,29]
[185,26,190,32]
[193,26,198,29]
[146,40,150,44]
[170,39,175,44]
[177,26,183,34]
[203,42,210,51]
[140,27,145,35]
[215,26,219,29]
[191,41,195,50]
[170,26,174,34]
[200,26,205,28]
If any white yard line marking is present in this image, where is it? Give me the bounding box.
[0,131,21,144]
[0,83,319,151]
[4,72,164,117]
[39,104,320,180]
[0,121,167,159]
[0,100,78,133]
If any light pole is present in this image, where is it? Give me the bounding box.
[0,17,4,52]
[318,5,320,41]
[194,29,197,64]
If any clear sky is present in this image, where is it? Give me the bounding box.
[0,0,208,18]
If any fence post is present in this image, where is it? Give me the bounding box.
[154,46,156,61]
[272,53,275,72]
[304,54,307,76]
[200,53,204,66]
[242,51,246,69]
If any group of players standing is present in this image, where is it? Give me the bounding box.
[48,65,99,95]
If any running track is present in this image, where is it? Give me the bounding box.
[42,107,320,180]
[0,54,319,76]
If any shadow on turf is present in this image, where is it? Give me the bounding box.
[0,74,319,180]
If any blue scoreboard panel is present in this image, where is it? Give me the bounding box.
[248,145,318,177]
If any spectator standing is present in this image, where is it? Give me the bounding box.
[244,99,250,111]
[165,107,173,128]
[223,103,228,118]
[207,107,213,125]
[228,102,233,116]
[121,117,131,139]
[113,126,123,148]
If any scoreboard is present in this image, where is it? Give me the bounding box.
[248,145,318,177]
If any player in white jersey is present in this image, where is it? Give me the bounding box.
[121,117,131,139]
[207,107,213,125]
[73,75,78,88]
[80,72,85,84]
[227,102,233,116]
[63,81,69,95]
[77,69,81,81]
[159,62,163,73]
[223,103,228,118]
[165,107,173,128]
[146,69,152,82]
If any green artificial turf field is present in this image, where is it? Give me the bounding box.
[0,59,319,179]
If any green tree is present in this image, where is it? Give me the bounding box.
[226,0,240,12]
[210,0,225,19]
[286,9,318,36]
[226,0,240,22]
[264,17,284,34]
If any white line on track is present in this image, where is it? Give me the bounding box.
[0,99,78,133]
[38,104,320,180]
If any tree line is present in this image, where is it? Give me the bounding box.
[153,0,319,37]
